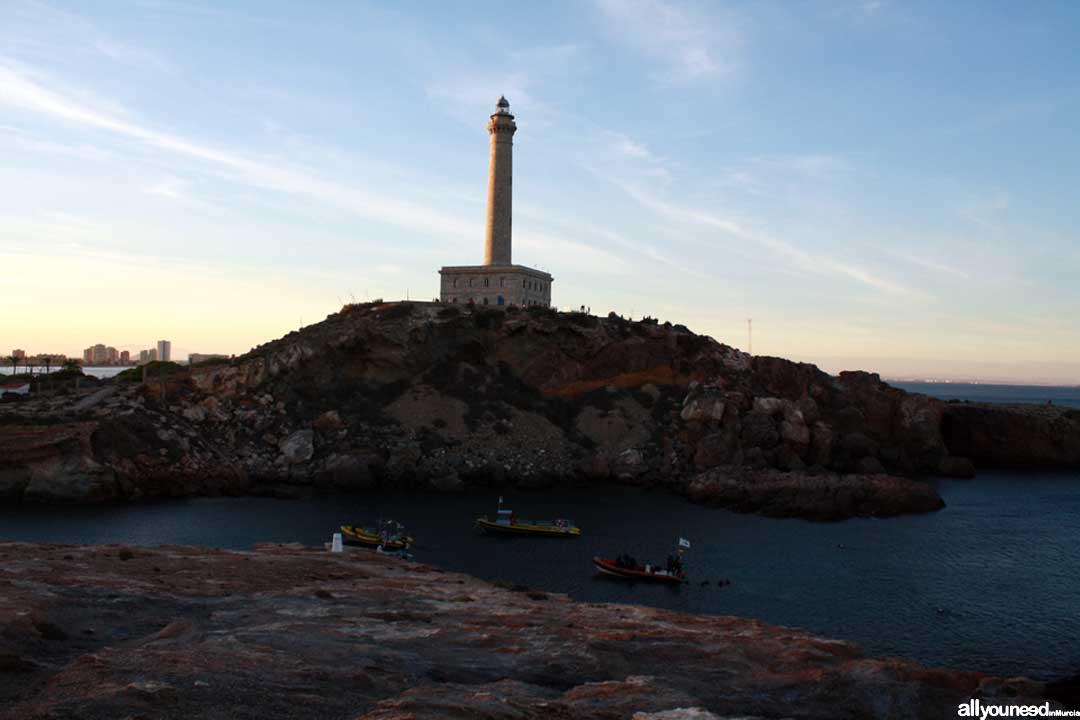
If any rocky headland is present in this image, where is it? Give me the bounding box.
[1,302,1075,519]
[0,541,1063,720]
[941,402,1080,469]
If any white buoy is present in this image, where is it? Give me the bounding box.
[331,533,343,553]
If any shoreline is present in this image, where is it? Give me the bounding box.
[3,473,1079,683]
[0,540,1068,719]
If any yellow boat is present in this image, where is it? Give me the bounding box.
[475,498,581,538]
[340,521,414,550]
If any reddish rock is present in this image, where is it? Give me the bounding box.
[313,409,345,434]
[681,390,726,423]
[687,468,945,521]
[938,455,977,479]
[578,450,611,480]
[0,542,1055,719]
[942,403,1080,469]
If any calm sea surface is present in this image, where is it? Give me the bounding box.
[2,366,126,379]
[893,381,1080,408]
[2,474,1078,680]
[1,382,1078,679]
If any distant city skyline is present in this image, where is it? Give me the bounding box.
[4,340,1076,385]
[6,339,215,368]
[1,1,1078,383]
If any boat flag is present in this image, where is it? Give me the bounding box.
[678,538,691,549]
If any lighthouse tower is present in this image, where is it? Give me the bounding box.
[484,96,515,266]
[439,97,553,307]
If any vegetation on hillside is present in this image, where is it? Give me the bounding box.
[115,361,185,383]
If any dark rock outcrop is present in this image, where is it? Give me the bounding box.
[0,542,1056,719]
[942,403,1080,469]
[687,467,946,521]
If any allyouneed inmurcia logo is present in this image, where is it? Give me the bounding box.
[957,699,1078,718]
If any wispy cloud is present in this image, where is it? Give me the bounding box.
[612,132,653,159]
[606,174,927,298]
[0,122,118,162]
[751,154,852,182]
[423,42,583,131]
[518,201,709,281]
[713,154,852,196]
[2,3,172,75]
[93,39,172,73]
[594,0,738,81]
[143,176,189,201]
[879,246,971,279]
[516,230,629,276]
[0,63,475,239]
[426,72,536,128]
[957,190,1010,235]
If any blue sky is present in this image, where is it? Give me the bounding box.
[1,0,1078,382]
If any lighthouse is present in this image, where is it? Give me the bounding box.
[484,95,515,266]
[439,97,553,307]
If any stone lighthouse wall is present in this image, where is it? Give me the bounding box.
[483,113,515,266]
[439,265,552,307]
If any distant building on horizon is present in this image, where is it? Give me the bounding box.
[156,340,171,363]
[81,344,131,366]
[26,353,67,366]
[438,96,553,308]
[12,349,26,361]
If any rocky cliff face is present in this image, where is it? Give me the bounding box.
[0,542,1057,719]
[0,302,996,517]
[941,403,1080,470]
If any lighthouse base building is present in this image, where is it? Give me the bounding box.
[439,265,552,307]
[439,96,553,308]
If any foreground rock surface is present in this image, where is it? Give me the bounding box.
[6,301,1064,517]
[0,542,1053,719]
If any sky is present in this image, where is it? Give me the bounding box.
[1,1,1078,383]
